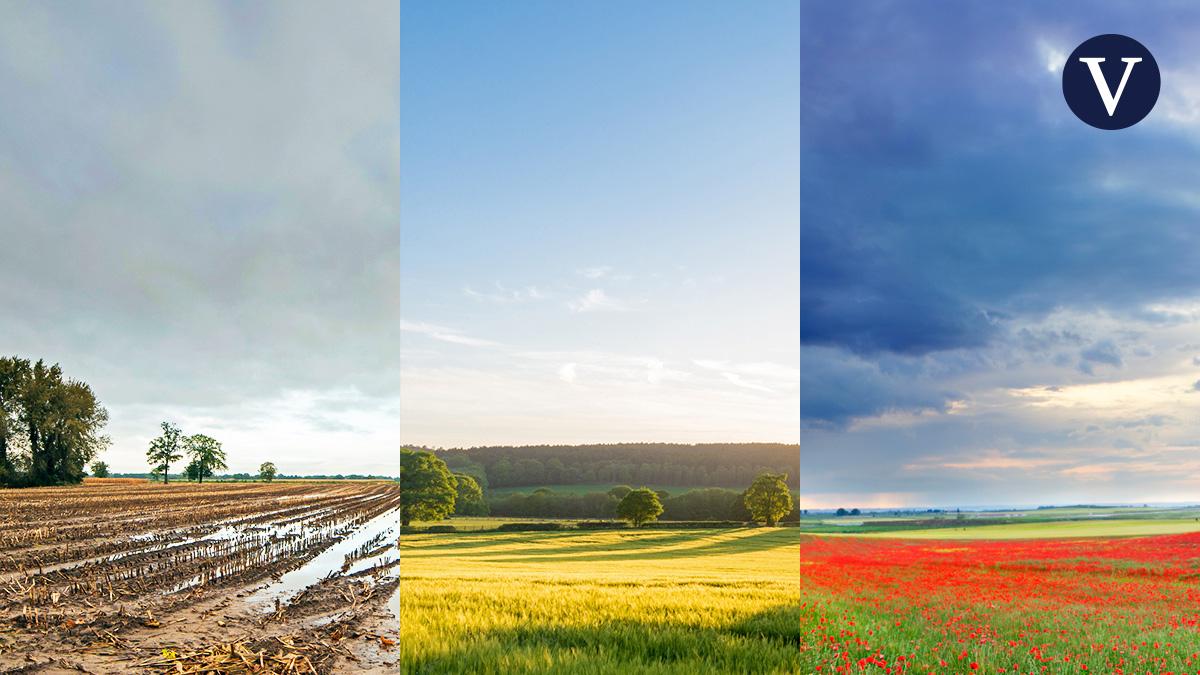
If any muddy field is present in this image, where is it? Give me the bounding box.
[0,481,399,674]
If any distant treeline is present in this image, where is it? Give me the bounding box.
[109,472,398,481]
[422,443,799,489]
[489,486,801,522]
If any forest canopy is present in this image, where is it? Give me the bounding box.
[0,357,109,487]
[425,443,799,489]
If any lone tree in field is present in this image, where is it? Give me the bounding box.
[259,461,277,482]
[0,357,109,487]
[146,422,184,484]
[400,449,457,527]
[744,473,794,526]
[184,434,227,484]
[452,473,489,516]
[90,461,110,478]
[617,487,663,527]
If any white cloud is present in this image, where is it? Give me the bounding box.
[567,288,630,313]
[464,282,546,303]
[721,372,774,393]
[557,362,577,384]
[400,320,497,347]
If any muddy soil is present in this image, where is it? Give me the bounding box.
[0,481,398,674]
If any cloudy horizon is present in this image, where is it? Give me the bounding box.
[802,2,1200,509]
[0,4,399,475]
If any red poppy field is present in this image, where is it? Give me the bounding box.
[800,532,1200,674]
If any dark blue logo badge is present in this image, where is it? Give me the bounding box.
[1062,34,1159,130]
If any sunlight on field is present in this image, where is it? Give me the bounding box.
[858,518,1200,539]
[400,528,801,674]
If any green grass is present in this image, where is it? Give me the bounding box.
[400,527,801,673]
[856,517,1200,539]
[418,516,583,531]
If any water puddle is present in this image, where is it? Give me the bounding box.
[244,507,400,610]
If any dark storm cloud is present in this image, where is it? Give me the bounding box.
[802,2,1200,357]
[800,346,960,429]
[801,2,1200,427]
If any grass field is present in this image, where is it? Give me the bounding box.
[801,527,1200,672]
[400,527,801,674]
[858,517,1200,539]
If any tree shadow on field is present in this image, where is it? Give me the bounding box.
[407,530,722,559]
[399,530,574,554]
[403,603,802,675]
[476,528,801,564]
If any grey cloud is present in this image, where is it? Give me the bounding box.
[0,3,399,471]
[1077,340,1123,375]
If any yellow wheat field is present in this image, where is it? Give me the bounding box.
[400,526,801,674]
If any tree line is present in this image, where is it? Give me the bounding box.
[402,449,797,527]
[0,357,108,487]
[424,443,799,489]
[489,485,801,522]
[144,422,280,483]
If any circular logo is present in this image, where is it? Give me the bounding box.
[1062,34,1159,130]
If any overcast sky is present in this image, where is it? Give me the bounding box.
[803,2,1200,508]
[400,1,800,448]
[0,3,399,475]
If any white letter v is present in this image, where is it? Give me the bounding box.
[1078,57,1142,117]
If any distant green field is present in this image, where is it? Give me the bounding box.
[401,527,801,673]
[486,483,714,496]
[419,516,583,531]
[856,518,1200,539]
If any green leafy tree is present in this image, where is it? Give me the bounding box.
[146,422,183,484]
[184,434,226,484]
[0,357,29,483]
[744,473,794,526]
[259,461,277,482]
[607,485,633,500]
[90,461,110,478]
[1,358,109,487]
[616,487,663,527]
[400,449,457,526]
[729,489,754,521]
[452,473,489,516]
[184,458,213,482]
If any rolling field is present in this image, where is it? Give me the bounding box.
[0,481,399,673]
[860,518,1200,539]
[801,529,1200,672]
[400,527,802,674]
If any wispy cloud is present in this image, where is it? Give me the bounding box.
[400,320,497,347]
[464,283,546,303]
[567,289,630,313]
[694,359,798,395]
[721,372,774,393]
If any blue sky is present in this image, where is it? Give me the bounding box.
[802,2,1200,508]
[0,3,399,475]
[401,1,800,446]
